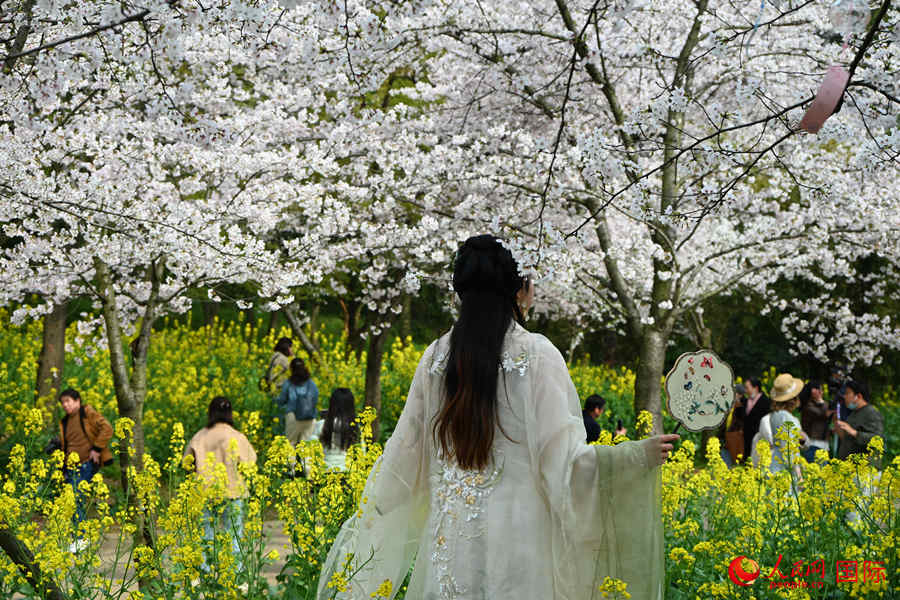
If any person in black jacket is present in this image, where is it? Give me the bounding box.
[740,378,771,463]
[582,394,627,443]
[582,395,605,443]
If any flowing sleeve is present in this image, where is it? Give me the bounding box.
[526,335,663,600]
[316,344,432,600]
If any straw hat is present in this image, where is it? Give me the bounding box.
[770,373,804,403]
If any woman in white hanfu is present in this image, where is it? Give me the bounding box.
[317,235,679,600]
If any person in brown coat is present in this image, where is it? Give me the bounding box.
[58,388,113,549]
[799,380,832,462]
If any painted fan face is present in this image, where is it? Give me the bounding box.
[665,350,735,432]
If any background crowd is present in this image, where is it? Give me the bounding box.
[37,329,894,596]
[56,334,888,577]
[582,366,886,474]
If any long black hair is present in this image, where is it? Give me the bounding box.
[798,380,822,409]
[432,234,525,471]
[320,388,358,450]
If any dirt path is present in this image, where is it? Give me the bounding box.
[12,521,295,598]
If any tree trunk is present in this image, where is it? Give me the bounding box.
[309,304,320,333]
[203,301,219,327]
[3,0,35,74]
[94,259,161,584]
[94,264,151,462]
[633,328,669,435]
[115,399,147,488]
[0,529,65,600]
[262,309,278,338]
[283,303,320,363]
[341,299,364,358]
[566,324,583,364]
[628,1,707,439]
[94,260,141,483]
[364,328,389,441]
[689,309,713,350]
[399,295,412,342]
[35,300,67,410]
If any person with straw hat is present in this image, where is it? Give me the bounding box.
[751,373,809,476]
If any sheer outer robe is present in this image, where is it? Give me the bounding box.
[317,323,664,599]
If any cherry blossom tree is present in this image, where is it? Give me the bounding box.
[0,0,463,457]
[0,0,354,467]
[322,0,899,431]
[2,0,897,447]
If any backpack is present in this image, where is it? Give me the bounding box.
[257,354,279,393]
[289,381,317,420]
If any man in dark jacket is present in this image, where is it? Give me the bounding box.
[582,395,627,443]
[836,381,885,467]
[582,395,605,443]
[740,378,771,463]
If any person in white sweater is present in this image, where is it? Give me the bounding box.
[751,373,808,480]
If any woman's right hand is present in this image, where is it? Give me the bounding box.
[644,434,680,467]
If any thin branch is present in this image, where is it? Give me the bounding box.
[676,259,779,316]
[1,8,151,64]
[449,27,570,42]
[341,0,361,90]
[847,80,900,105]
[845,0,892,80]
[575,272,627,320]
[566,96,811,238]
[53,88,102,131]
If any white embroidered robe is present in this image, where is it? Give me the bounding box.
[317,322,665,600]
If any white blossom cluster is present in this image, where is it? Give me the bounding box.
[1,0,898,367]
[328,0,900,365]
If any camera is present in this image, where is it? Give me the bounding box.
[827,365,848,411]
